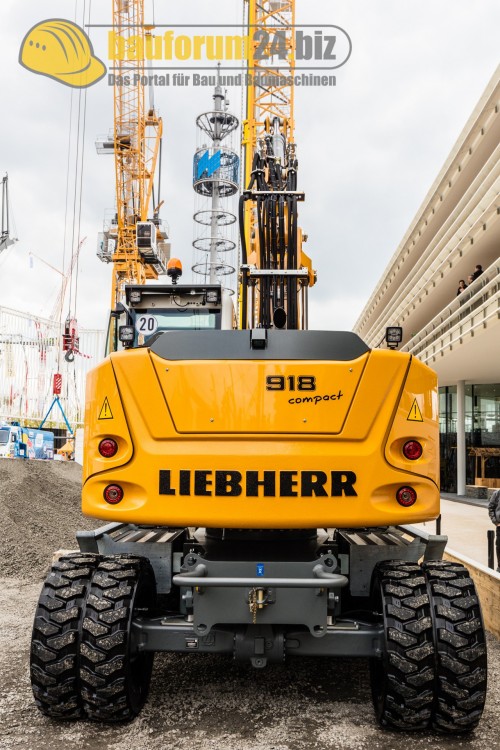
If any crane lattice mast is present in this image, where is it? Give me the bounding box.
[1,174,17,254]
[243,0,296,189]
[98,0,168,312]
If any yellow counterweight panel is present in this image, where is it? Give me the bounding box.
[83,456,438,529]
[83,358,133,480]
[82,349,439,529]
[384,357,439,487]
[149,353,370,434]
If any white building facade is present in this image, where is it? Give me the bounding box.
[354,68,500,495]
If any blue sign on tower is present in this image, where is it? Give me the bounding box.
[197,149,221,179]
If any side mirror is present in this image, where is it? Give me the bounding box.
[111,303,126,318]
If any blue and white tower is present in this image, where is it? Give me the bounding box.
[192,67,239,289]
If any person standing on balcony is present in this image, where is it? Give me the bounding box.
[456,279,468,295]
[472,264,483,280]
[488,488,500,572]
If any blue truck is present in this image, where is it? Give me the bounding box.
[0,422,54,460]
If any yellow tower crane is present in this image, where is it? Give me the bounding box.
[97,0,169,315]
[240,0,315,330]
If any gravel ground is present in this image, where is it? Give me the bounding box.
[1,459,499,750]
[0,459,96,579]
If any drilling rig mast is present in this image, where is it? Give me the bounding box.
[240,0,315,330]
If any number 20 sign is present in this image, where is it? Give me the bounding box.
[135,315,158,334]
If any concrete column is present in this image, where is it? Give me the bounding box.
[456,380,466,495]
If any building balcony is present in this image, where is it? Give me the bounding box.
[402,258,500,384]
[355,70,500,344]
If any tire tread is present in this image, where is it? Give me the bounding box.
[30,553,101,719]
[79,555,155,722]
[423,560,487,733]
[370,561,434,730]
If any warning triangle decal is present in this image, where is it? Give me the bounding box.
[407,398,423,422]
[98,397,113,420]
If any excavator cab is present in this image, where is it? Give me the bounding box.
[104,283,235,353]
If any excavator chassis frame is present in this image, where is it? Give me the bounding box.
[31,523,487,730]
[76,521,446,662]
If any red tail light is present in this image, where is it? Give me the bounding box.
[396,486,417,507]
[103,484,124,504]
[99,438,118,458]
[403,440,423,460]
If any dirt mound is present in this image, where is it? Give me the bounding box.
[0,459,98,580]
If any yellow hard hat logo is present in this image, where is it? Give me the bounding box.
[19,19,106,88]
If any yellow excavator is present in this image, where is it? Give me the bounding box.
[30,0,486,733]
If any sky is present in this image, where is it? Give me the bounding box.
[0,0,499,332]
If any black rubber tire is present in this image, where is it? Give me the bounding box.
[30,553,101,719]
[423,560,487,733]
[79,555,156,722]
[370,560,435,730]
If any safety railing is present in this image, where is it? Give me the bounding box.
[360,157,500,343]
[401,257,500,362]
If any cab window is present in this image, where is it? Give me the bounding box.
[132,308,220,346]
